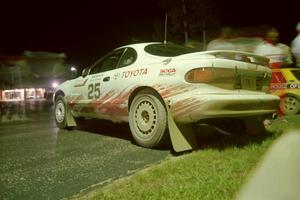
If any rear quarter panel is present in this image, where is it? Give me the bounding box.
[271,68,300,99]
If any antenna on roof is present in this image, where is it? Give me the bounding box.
[164,12,168,44]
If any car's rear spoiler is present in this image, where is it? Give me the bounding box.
[200,50,270,67]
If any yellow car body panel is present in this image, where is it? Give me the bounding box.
[271,68,300,97]
[270,68,300,114]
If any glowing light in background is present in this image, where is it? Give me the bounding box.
[52,82,59,88]
[70,66,78,78]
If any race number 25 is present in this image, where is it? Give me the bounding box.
[88,83,100,99]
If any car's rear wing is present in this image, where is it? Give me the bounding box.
[201,50,270,67]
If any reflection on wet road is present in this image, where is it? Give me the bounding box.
[0,111,169,200]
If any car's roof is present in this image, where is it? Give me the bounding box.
[116,42,162,50]
[116,42,200,58]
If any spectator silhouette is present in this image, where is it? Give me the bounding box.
[254,28,292,68]
[291,21,300,67]
[206,27,235,51]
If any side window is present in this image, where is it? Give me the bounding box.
[118,47,137,68]
[291,70,300,81]
[90,49,125,74]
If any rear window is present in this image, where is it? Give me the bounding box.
[144,43,197,57]
[291,70,300,80]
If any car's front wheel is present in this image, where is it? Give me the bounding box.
[279,95,300,115]
[129,89,169,148]
[55,95,68,129]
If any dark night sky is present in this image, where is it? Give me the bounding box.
[1,0,299,68]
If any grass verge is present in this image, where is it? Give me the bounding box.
[71,115,300,200]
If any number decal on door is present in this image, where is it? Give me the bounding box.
[88,83,101,99]
[87,84,93,99]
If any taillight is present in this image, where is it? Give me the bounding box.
[185,67,235,83]
[185,68,213,83]
[271,72,286,83]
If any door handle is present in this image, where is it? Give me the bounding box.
[103,76,110,82]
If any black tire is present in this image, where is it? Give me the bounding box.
[54,95,68,129]
[129,89,169,148]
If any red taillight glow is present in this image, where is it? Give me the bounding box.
[185,67,235,83]
[185,68,213,83]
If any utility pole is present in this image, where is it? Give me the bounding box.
[164,13,168,44]
[202,20,207,50]
[181,0,189,44]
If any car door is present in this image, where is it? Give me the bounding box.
[68,70,90,115]
[78,48,126,118]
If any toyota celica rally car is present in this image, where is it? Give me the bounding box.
[54,42,279,152]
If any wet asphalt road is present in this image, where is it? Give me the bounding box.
[0,109,170,200]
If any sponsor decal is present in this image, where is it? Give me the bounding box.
[159,68,176,76]
[270,83,287,90]
[162,58,172,65]
[80,86,138,117]
[91,74,104,79]
[288,84,300,89]
[122,68,148,78]
[66,95,83,108]
[270,83,300,91]
[74,79,88,87]
[154,84,191,99]
[171,98,202,118]
[113,73,121,80]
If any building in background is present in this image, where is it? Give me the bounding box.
[24,51,67,100]
[0,51,67,102]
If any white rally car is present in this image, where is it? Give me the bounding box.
[54,42,279,152]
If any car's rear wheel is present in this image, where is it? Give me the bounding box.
[279,95,300,115]
[129,89,169,148]
[55,95,68,129]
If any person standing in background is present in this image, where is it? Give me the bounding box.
[291,21,300,67]
[254,28,292,68]
[206,27,235,50]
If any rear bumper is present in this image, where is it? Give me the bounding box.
[170,93,280,124]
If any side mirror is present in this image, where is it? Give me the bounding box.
[81,68,89,77]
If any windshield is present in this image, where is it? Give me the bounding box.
[144,43,197,57]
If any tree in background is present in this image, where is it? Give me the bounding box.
[154,0,218,49]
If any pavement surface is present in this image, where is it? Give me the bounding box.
[0,107,170,200]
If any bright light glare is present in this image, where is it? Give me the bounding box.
[52,82,59,88]
[70,67,77,71]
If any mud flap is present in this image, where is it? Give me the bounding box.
[166,101,198,152]
[65,103,77,127]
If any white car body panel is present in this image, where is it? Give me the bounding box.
[55,42,279,125]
